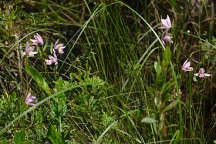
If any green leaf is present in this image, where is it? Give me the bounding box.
[162,100,178,113]
[154,61,162,75]
[141,117,158,123]
[162,47,171,67]
[47,125,64,144]
[84,76,105,88]
[0,138,8,144]
[25,65,51,95]
[169,130,180,144]
[14,131,27,144]
[161,81,175,95]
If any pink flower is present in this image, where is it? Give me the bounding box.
[45,51,58,65]
[162,33,173,45]
[194,68,211,78]
[30,33,44,45]
[54,39,65,54]
[182,59,193,71]
[25,93,37,106]
[159,15,172,30]
[23,43,38,57]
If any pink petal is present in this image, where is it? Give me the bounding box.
[45,59,53,65]
[194,73,199,76]
[204,73,211,77]
[184,61,190,68]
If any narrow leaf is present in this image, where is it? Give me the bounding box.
[25,65,51,95]
[162,47,171,67]
[162,100,178,113]
[141,117,158,123]
[154,61,162,75]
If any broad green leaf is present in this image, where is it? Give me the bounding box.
[162,100,178,113]
[162,47,171,67]
[47,125,64,144]
[141,117,158,123]
[154,61,162,75]
[25,65,51,95]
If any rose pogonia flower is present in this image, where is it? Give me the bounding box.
[159,15,172,30]
[45,51,58,65]
[162,32,173,45]
[194,68,211,78]
[54,39,65,54]
[182,59,193,71]
[25,92,37,106]
[30,33,44,45]
[23,43,38,57]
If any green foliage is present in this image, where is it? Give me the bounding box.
[0,138,8,144]
[25,65,51,95]
[14,131,28,144]
[47,125,64,144]
[162,47,172,67]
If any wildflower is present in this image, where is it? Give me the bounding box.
[30,33,44,45]
[22,43,38,57]
[182,59,193,71]
[54,39,65,54]
[194,68,211,78]
[162,32,173,45]
[45,51,58,65]
[159,15,172,30]
[25,93,37,106]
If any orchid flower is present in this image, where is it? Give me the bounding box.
[162,32,173,45]
[25,93,37,106]
[182,59,193,71]
[159,15,172,30]
[54,39,65,54]
[30,33,44,45]
[23,43,38,57]
[194,68,211,78]
[45,51,58,65]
